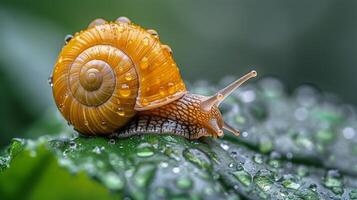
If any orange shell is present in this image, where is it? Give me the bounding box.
[52,20,186,135]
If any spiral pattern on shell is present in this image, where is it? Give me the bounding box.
[52,18,186,135]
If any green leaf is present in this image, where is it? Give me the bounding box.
[0,140,117,200]
[1,78,357,199]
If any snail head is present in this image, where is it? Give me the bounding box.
[199,70,257,138]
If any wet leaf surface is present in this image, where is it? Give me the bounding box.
[1,78,357,199]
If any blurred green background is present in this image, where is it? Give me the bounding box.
[0,0,356,146]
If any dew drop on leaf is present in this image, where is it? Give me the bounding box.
[136,143,154,157]
[176,177,193,189]
[232,170,252,187]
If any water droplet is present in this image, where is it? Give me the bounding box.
[232,170,252,186]
[168,82,175,94]
[297,166,309,177]
[48,76,53,87]
[253,170,274,192]
[92,146,105,154]
[116,16,131,24]
[159,86,166,96]
[349,189,357,199]
[268,152,281,168]
[342,127,355,139]
[147,29,159,38]
[182,148,211,170]
[294,135,314,150]
[176,177,192,189]
[253,154,263,164]
[228,163,234,168]
[309,183,317,191]
[108,139,116,145]
[101,121,107,126]
[259,139,273,153]
[102,172,124,190]
[125,73,133,81]
[64,34,73,44]
[172,167,181,174]
[134,163,156,187]
[162,44,173,55]
[119,84,131,97]
[316,130,335,144]
[236,164,244,171]
[141,98,149,106]
[58,157,72,167]
[117,108,125,116]
[269,159,280,168]
[298,190,319,200]
[7,139,25,159]
[136,143,154,157]
[324,169,344,195]
[159,162,168,168]
[220,143,229,151]
[282,179,300,190]
[140,57,149,70]
[286,152,293,159]
[143,37,149,46]
[163,146,180,161]
[69,141,77,149]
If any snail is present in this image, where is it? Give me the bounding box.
[51,17,257,139]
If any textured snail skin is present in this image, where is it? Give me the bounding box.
[52,17,257,139]
[118,93,223,139]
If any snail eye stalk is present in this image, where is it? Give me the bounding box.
[223,122,240,136]
[208,119,224,137]
[200,70,257,111]
[200,70,257,137]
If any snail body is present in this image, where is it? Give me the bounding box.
[51,17,257,139]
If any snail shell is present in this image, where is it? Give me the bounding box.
[52,18,186,135]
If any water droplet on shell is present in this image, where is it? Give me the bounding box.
[119,84,131,97]
[147,29,159,38]
[48,76,53,87]
[140,57,149,70]
[143,37,149,46]
[117,108,125,116]
[64,34,73,44]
